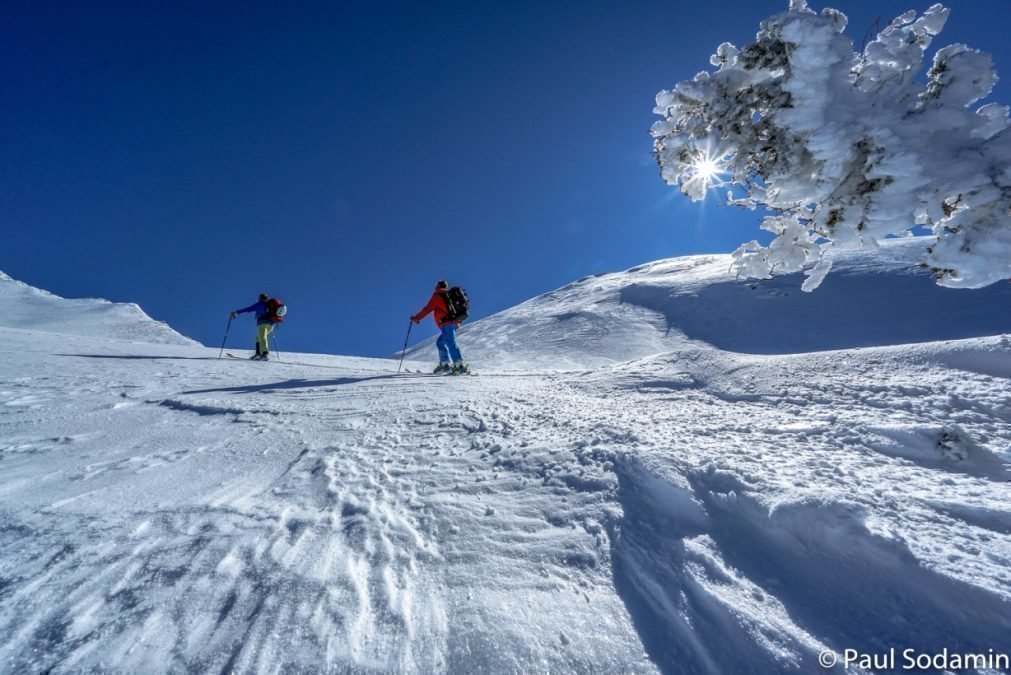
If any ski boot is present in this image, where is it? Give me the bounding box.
[451,362,470,376]
[250,353,263,361]
[260,353,270,361]
[433,362,452,374]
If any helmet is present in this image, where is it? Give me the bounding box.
[435,280,448,289]
[259,293,269,301]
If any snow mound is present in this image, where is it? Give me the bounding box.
[0,272,197,346]
[415,237,1011,369]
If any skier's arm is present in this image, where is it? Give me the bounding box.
[234,302,259,315]
[411,295,438,323]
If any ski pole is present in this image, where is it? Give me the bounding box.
[218,316,233,359]
[271,327,282,362]
[397,321,412,374]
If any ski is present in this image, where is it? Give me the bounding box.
[225,353,272,362]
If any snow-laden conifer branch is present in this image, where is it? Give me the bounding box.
[652,2,1011,290]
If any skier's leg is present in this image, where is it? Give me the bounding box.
[445,324,462,363]
[257,324,272,356]
[436,328,450,364]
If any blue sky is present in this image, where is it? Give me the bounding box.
[3,0,1009,357]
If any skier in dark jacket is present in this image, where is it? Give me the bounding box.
[230,293,274,360]
[411,280,468,374]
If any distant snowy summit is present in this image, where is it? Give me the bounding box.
[414,237,1011,370]
[0,271,197,346]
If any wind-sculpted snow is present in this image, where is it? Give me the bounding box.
[412,238,1011,368]
[0,271,196,345]
[2,269,1011,672]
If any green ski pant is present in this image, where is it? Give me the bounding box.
[257,323,274,354]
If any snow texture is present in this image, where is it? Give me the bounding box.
[652,2,1011,290]
[2,255,1010,673]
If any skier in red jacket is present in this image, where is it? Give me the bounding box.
[411,280,468,374]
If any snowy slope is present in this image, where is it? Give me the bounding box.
[410,237,1011,369]
[0,271,195,345]
[2,262,1010,674]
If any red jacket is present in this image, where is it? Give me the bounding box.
[413,289,456,328]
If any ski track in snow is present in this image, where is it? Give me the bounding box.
[2,327,1010,673]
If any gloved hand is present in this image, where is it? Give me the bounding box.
[229,311,237,319]
[410,316,420,324]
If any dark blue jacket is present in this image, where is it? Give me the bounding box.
[236,301,271,325]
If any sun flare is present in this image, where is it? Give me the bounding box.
[694,157,721,182]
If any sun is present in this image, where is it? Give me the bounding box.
[694,157,721,182]
[680,148,729,200]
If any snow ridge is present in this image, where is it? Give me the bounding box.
[0,271,197,346]
[412,238,1011,370]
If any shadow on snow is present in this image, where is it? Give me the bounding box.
[184,375,419,394]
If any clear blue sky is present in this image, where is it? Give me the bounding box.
[3,0,1008,357]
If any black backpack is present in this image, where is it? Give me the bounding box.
[444,287,469,322]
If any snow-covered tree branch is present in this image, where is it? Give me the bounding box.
[651,0,1011,290]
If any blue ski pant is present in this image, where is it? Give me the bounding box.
[436,324,462,364]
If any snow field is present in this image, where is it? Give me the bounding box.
[8,337,1000,672]
[2,249,1010,672]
